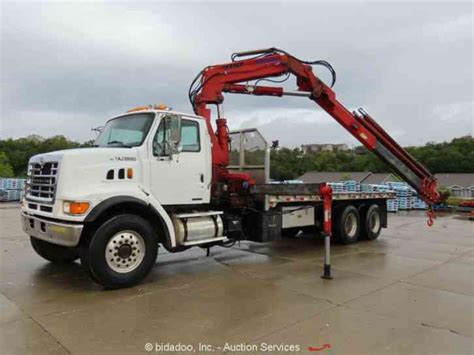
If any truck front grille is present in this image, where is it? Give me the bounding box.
[26,162,59,204]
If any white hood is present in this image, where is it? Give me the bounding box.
[30,147,139,164]
[30,147,143,204]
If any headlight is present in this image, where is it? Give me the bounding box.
[63,201,90,215]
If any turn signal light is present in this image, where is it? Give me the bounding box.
[63,201,90,215]
[127,168,133,179]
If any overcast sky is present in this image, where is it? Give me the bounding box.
[1,1,473,147]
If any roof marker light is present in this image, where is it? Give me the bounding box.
[126,104,171,113]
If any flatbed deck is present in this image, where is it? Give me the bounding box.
[250,183,395,210]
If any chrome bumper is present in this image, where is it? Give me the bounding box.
[21,213,83,247]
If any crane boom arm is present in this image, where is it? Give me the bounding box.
[190,48,440,205]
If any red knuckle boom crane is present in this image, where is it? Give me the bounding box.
[189,48,440,213]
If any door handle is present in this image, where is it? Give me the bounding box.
[200,174,204,183]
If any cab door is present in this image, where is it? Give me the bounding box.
[149,114,209,205]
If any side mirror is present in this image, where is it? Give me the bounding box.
[154,115,182,159]
[165,116,181,145]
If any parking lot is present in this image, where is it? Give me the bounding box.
[0,205,473,354]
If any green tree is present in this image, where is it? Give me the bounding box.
[1,134,472,180]
[0,152,14,177]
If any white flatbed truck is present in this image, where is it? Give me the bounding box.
[21,48,438,288]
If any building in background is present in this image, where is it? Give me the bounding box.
[301,143,349,154]
[361,173,399,185]
[435,174,474,199]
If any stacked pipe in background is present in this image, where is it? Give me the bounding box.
[329,180,427,212]
[0,178,26,202]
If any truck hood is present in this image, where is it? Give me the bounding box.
[26,147,146,221]
[29,147,144,205]
[30,147,139,164]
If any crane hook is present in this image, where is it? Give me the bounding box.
[426,207,435,227]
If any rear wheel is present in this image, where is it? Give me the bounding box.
[333,205,360,244]
[281,227,302,237]
[361,204,382,241]
[81,214,158,288]
[30,237,79,263]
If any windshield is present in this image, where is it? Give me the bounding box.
[95,113,154,147]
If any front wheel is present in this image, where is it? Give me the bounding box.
[30,237,79,263]
[81,214,158,288]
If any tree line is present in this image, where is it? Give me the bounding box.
[0,135,93,177]
[270,135,474,181]
[0,134,472,180]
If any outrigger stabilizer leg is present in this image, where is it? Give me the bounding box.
[320,184,333,279]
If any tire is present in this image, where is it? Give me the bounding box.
[361,204,382,241]
[281,227,301,238]
[79,241,100,283]
[30,237,79,263]
[333,205,360,245]
[81,214,158,288]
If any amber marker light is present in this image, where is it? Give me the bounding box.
[63,201,90,215]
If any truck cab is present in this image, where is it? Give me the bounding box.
[21,108,225,287]
[23,108,212,213]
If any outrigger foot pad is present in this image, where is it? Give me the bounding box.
[321,264,332,279]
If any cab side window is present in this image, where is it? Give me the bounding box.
[153,116,200,156]
[180,120,200,152]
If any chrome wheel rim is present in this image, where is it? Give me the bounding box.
[345,213,358,237]
[105,230,145,273]
[369,212,380,233]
